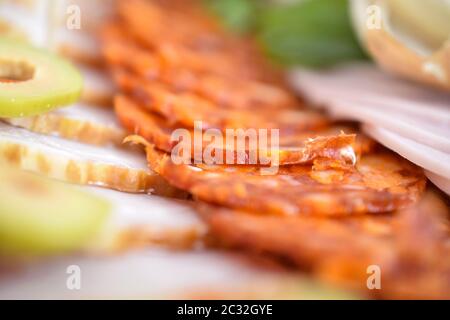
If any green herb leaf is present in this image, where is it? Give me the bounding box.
[257,0,366,67]
[204,0,366,68]
[203,0,257,34]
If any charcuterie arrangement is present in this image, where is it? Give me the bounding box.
[0,0,448,300]
[101,0,449,299]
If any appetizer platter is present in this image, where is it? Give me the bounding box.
[0,0,449,300]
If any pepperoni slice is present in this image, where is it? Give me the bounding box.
[115,95,175,152]
[199,190,450,299]
[117,0,282,82]
[101,24,296,110]
[147,144,426,217]
[115,95,373,166]
[113,70,325,132]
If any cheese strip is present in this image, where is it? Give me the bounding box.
[86,186,206,252]
[0,122,182,196]
[4,103,125,147]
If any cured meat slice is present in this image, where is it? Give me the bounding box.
[201,203,395,273]
[117,0,229,49]
[200,191,450,299]
[147,144,426,216]
[101,24,296,109]
[116,0,283,82]
[116,95,372,166]
[114,70,327,132]
[115,95,175,152]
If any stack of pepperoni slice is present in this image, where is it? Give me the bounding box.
[102,0,449,299]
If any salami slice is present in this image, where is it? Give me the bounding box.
[113,70,326,132]
[116,95,374,166]
[146,144,426,216]
[116,0,282,82]
[101,23,296,110]
[199,191,450,299]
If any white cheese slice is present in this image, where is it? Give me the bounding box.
[0,122,180,195]
[4,103,125,147]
